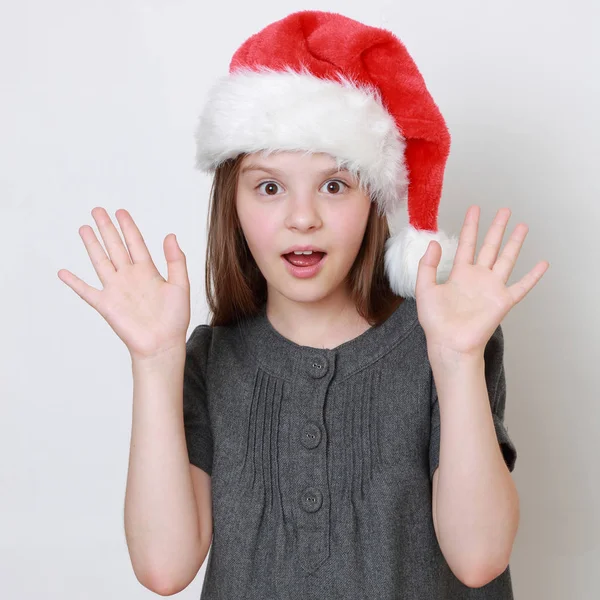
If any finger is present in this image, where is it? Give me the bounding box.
[164,234,190,289]
[114,208,157,266]
[415,240,441,297]
[492,222,528,284]
[507,260,550,304]
[91,207,133,270]
[57,268,103,311]
[79,224,116,286]
[476,208,511,269]
[453,205,480,266]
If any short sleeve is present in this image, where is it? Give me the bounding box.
[429,323,517,480]
[182,324,214,476]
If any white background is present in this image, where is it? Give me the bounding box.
[2,0,598,597]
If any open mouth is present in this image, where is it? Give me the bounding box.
[281,251,327,278]
[282,251,326,267]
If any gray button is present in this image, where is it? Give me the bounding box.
[300,487,323,513]
[300,421,322,449]
[307,354,328,378]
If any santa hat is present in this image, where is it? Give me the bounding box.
[194,10,458,298]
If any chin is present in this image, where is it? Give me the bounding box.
[267,274,338,304]
[263,257,347,304]
[273,284,332,304]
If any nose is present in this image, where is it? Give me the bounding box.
[284,191,323,232]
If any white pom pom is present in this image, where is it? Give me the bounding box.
[384,224,458,298]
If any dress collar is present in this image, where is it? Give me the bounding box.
[239,297,420,382]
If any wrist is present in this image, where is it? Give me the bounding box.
[130,342,187,372]
[427,343,485,374]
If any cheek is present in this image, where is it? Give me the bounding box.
[237,201,279,262]
[329,203,371,248]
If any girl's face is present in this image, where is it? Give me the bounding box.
[236,151,372,306]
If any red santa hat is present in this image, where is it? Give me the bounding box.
[194,10,458,298]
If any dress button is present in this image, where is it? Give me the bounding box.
[300,421,322,449]
[300,487,323,513]
[307,354,328,378]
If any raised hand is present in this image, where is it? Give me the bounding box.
[415,205,550,362]
[58,207,191,362]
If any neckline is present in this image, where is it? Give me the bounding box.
[240,296,419,381]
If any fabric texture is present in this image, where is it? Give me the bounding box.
[183,324,214,476]
[183,297,517,599]
[193,10,460,299]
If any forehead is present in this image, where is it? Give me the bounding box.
[239,151,349,176]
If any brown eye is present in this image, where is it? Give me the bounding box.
[321,180,348,194]
[257,181,281,195]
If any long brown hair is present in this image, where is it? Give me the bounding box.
[204,153,404,328]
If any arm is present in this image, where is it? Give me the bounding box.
[430,352,520,589]
[124,346,211,595]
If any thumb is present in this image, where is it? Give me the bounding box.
[164,234,190,289]
[415,240,441,296]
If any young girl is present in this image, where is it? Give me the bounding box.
[58,10,549,599]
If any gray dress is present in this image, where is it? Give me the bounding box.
[183,296,517,599]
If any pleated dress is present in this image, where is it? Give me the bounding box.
[183,296,517,599]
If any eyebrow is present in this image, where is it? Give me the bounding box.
[240,162,349,178]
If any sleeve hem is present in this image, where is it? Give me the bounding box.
[492,414,517,472]
[187,436,213,476]
[429,422,441,480]
[429,417,517,480]
[189,452,213,476]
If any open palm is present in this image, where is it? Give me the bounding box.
[58,207,191,361]
[415,206,550,360]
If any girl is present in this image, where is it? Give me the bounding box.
[58,10,549,599]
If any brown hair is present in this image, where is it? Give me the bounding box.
[204,153,404,328]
